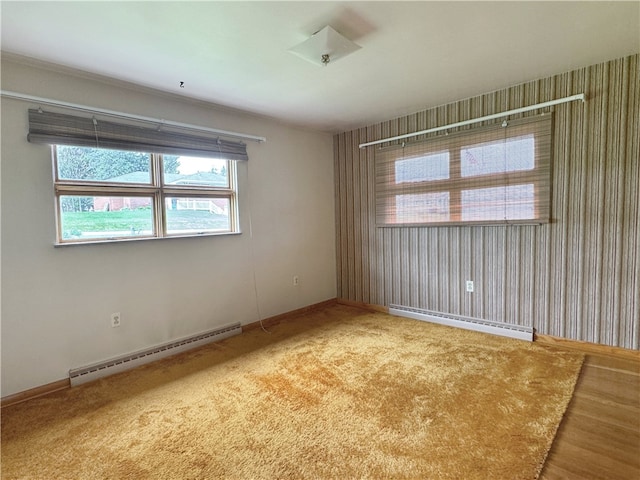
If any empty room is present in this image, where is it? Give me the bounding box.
[1,2,638,479]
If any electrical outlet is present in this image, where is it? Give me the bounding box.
[466,280,474,293]
[111,312,121,328]
[293,275,299,286]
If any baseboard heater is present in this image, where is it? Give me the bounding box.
[389,305,533,341]
[69,322,242,386]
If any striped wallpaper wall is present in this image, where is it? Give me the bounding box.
[334,54,639,349]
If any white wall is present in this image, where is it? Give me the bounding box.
[0,57,336,397]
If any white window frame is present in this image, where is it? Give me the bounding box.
[53,146,239,245]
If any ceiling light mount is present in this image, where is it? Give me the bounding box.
[289,26,361,67]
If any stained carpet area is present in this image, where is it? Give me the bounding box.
[1,305,583,479]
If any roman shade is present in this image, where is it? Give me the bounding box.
[375,114,552,226]
[27,109,249,161]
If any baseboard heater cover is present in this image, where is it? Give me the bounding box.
[69,322,242,386]
[389,305,533,342]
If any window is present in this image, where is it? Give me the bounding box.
[27,108,248,244]
[375,115,552,226]
[54,147,237,243]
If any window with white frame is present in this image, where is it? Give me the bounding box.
[375,115,552,226]
[54,146,237,242]
[27,109,248,244]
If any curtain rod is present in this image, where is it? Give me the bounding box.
[359,93,585,149]
[0,90,267,144]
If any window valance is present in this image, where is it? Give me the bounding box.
[28,109,249,161]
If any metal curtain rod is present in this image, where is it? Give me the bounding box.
[358,93,585,149]
[0,90,267,143]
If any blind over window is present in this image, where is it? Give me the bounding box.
[27,109,249,161]
[375,114,552,226]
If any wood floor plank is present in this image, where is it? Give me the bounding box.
[577,369,640,405]
[540,354,640,480]
[584,355,640,373]
[542,442,640,480]
[550,416,640,465]
[569,393,640,429]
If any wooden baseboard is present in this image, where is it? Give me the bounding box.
[242,297,388,333]
[336,298,389,314]
[1,378,70,409]
[242,298,338,332]
[535,333,640,362]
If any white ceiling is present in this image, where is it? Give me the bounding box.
[1,1,639,133]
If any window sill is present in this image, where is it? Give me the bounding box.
[54,230,242,247]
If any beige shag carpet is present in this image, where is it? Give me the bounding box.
[1,305,583,479]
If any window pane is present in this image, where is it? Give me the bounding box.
[59,195,154,240]
[461,184,535,221]
[165,197,231,235]
[164,156,229,188]
[395,192,450,223]
[461,135,535,177]
[56,146,151,183]
[395,152,449,183]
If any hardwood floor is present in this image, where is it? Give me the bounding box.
[540,354,640,479]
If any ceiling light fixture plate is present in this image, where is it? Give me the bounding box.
[289,26,361,67]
